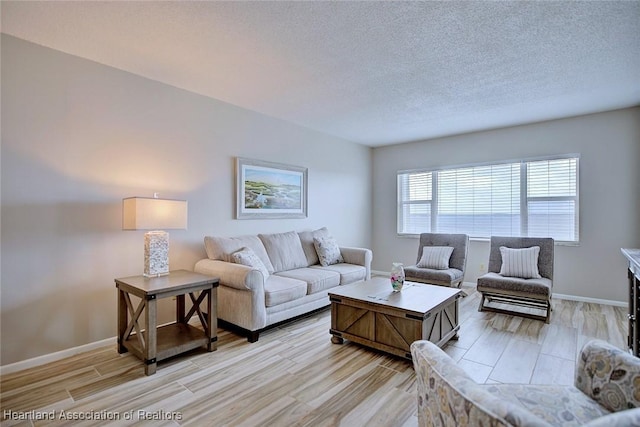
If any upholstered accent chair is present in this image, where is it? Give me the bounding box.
[477,236,554,322]
[411,339,640,427]
[404,233,469,288]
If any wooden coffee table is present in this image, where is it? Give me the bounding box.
[329,277,464,359]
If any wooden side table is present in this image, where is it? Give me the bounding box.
[115,269,219,375]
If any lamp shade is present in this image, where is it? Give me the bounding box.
[122,197,188,230]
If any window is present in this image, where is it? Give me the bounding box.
[397,156,579,243]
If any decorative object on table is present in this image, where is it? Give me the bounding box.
[236,157,307,219]
[390,262,405,292]
[122,194,187,277]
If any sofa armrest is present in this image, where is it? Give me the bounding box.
[410,340,543,427]
[575,339,640,412]
[340,246,373,279]
[194,259,265,292]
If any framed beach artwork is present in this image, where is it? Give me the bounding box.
[236,157,308,219]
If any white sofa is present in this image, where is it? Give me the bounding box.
[194,228,372,342]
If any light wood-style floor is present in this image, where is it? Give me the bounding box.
[1,285,627,427]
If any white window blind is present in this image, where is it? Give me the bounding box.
[397,172,432,234]
[397,156,579,242]
[526,158,578,242]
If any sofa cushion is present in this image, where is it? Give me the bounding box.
[314,236,344,266]
[298,227,329,266]
[312,263,366,285]
[204,235,275,273]
[275,268,340,294]
[259,231,308,273]
[231,247,269,278]
[264,275,307,307]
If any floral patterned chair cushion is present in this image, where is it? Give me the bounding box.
[411,339,640,427]
[575,339,640,412]
[483,384,608,426]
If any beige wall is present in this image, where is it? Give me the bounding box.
[0,35,372,365]
[372,107,640,303]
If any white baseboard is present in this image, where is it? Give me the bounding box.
[373,272,625,307]
[552,293,625,307]
[0,336,116,376]
[0,316,204,376]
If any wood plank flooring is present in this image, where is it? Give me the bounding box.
[0,285,627,427]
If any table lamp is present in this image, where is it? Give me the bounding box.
[122,194,188,277]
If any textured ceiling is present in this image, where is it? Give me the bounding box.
[2,1,639,146]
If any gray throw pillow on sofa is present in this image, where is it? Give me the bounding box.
[231,247,270,278]
[314,236,344,266]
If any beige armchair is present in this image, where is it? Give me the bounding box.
[411,339,640,427]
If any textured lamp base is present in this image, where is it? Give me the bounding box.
[144,231,170,277]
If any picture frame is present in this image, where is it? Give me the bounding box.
[236,157,308,219]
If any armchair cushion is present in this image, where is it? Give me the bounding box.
[404,266,463,285]
[483,383,609,425]
[417,246,454,270]
[499,246,542,279]
[477,272,552,300]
